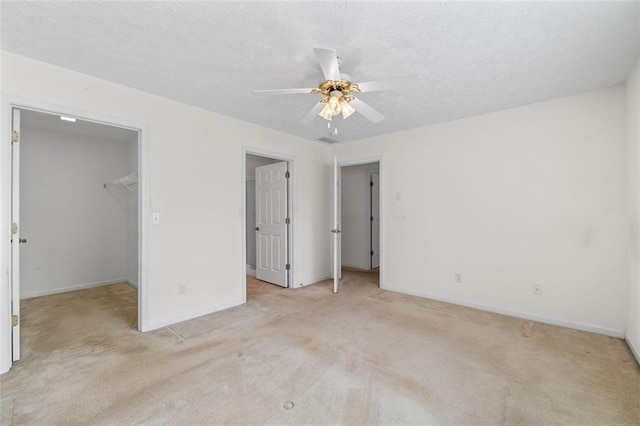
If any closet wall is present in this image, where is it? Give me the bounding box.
[20,118,138,298]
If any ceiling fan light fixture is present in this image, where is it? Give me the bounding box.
[328,94,342,116]
[319,103,334,121]
[340,99,356,119]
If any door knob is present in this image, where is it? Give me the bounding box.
[255,227,260,231]
[19,238,27,244]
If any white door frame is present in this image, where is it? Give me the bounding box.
[333,156,341,293]
[10,108,21,362]
[241,147,295,301]
[0,94,150,374]
[367,168,380,269]
[338,156,384,288]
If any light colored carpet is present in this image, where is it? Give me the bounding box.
[1,271,639,424]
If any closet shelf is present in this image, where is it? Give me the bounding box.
[104,173,137,191]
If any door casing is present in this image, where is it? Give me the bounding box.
[370,170,380,269]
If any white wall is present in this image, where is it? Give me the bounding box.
[333,87,628,336]
[19,126,130,298]
[0,50,332,350]
[627,57,640,362]
[245,154,281,270]
[126,136,138,286]
[341,163,378,269]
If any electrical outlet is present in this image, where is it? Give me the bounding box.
[152,212,161,225]
[178,284,186,295]
[533,284,542,296]
[455,273,462,283]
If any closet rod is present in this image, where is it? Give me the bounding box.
[104,173,137,191]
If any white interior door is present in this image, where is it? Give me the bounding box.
[332,157,341,293]
[255,161,288,287]
[10,108,21,361]
[371,171,380,269]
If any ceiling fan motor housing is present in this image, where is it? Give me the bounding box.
[312,80,361,96]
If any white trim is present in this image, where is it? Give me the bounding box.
[338,156,383,168]
[381,284,625,338]
[246,265,256,277]
[126,279,138,289]
[0,93,150,373]
[368,169,380,270]
[626,336,640,366]
[137,123,150,332]
[21,279,129,299]
[146,298,244,331]
[1,98,13,374]
[241,147,297,302]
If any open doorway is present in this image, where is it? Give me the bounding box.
[5,106,145,369]
[339,161,380,289]
[243,151,294,301]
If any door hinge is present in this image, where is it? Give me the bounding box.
[370,216,374,221]
[285,263,290,270]
[285,217,290,225]
[11,222,18,235]
[371,250,374,256]
[12,315,18,327]
[370,181,373,187]
[11,131,19,144]
[285,171,290,179]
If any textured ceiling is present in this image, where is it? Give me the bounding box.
[1,1,639,143]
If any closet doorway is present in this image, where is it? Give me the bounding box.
[12,108,141,359]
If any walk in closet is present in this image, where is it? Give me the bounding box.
[19,109,139,298]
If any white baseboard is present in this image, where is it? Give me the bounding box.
[21,278,128,299]
[126,279,138,289]
[380,284,625,338]
[626,336,640,366]
[246,265,256,277]
[146,298,245,331]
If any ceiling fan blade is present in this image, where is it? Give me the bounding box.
[253,88,315,95]
[356,75,422,93]
[350,98,385,123]
[314,48,341,81]
[301,102,325,124]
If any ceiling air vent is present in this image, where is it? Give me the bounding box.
[317,137,339,144]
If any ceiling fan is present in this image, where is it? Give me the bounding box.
[254,48,422,124]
